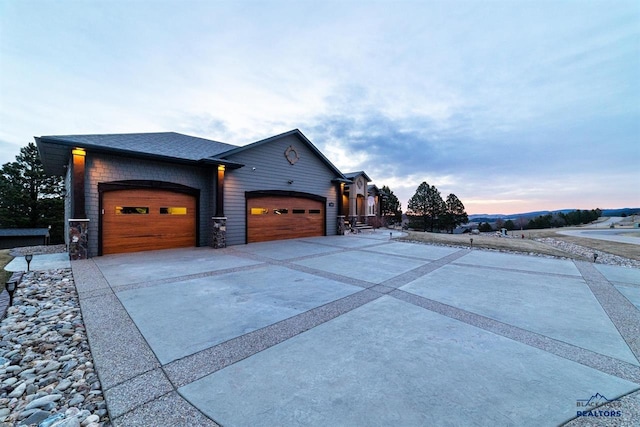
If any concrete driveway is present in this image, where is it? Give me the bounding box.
[71,231,640,426]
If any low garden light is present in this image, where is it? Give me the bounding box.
[5,280,16,306]
[593,253,598,263]
[470,238,473,248]
[25,253,33,271]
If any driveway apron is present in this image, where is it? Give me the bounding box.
[71,232,640,426]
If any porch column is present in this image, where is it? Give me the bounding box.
[215,165,225,217]
[72,148,86,218]
[212,165,226,248]
[69,149,89,259]
[349,188,357,225]
[68,219,89,260]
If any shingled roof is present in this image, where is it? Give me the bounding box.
[36,132,240,175]
[0,228,50,237]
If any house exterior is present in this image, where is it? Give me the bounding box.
[35,130,381,259]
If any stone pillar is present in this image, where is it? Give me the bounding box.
[68,219,89,260]
[337,215,347,235]
[211,217,227,249]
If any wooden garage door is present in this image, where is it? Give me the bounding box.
[247,196,324,243]
[102,189,196,254]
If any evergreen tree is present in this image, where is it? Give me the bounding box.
[0,143,65,243]
[478,222,493,232]
[442,193,468,233]
[380,185,402,223]
[407,182,445,232]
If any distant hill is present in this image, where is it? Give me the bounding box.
[469,208,640,223]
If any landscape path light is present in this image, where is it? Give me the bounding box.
[593,253,598,263]
[25,253,33,272]
[470,238,473,248]
[5,280,16,306]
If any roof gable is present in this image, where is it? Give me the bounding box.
[344,171,372,182]
[217,129,347,180]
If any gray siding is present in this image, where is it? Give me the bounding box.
[224,134,339,246]
[64,160,72,247]
[83,153,214,257]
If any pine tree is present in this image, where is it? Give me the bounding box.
[442,193,468,233]
[0,142,65,243]
[407,182,445,232]
[380,185,402,223]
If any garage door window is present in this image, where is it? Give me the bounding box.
[309,209,321,214]
[251,208,269,215]
[160,207,187,215]
[274,208,288,215]
[116,206,149,215]
[292,209,305,214]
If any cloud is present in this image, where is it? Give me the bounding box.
[1,1,637,214]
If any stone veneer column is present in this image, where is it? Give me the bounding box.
[68,219,90,260]
[337,215,347,235]
[211,217,227,249]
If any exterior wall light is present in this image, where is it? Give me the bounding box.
[25,253,33,271]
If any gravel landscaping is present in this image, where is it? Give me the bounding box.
[1,268,109,427]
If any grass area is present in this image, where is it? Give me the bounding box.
[0,249,14,285]
[399,227,640,262]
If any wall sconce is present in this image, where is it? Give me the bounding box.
[25,253,33,271]
[288,180,294,184]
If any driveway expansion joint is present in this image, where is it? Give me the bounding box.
[391,289,640,385]
[574,260,640,363]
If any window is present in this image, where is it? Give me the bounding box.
[251,208,269,215]
[309,209,321,214]
[274,208,289,215]
[116,207,149,215]
[160,207,187,215]
[292,209,305,214]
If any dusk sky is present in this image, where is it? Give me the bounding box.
[1,0,638,214]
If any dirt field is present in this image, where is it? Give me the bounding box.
[399,227,640,262]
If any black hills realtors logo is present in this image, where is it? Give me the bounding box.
[576,393,622,418]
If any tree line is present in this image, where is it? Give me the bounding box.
[475,208,604,232]
[525,209,602,229]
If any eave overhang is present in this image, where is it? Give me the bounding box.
[35,136,244,175]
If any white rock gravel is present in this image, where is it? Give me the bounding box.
[0,269,109,427]
[536,237,640,268]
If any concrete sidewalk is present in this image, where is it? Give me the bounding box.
[71,231,640,426]
[5,252,70,272]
